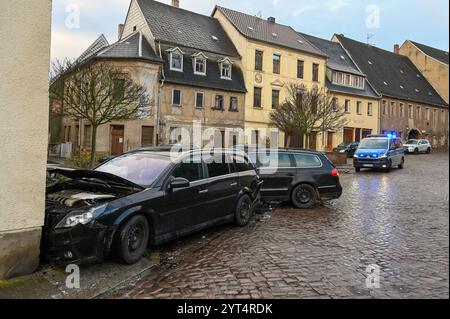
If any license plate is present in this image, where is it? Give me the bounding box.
[363,164,374,167]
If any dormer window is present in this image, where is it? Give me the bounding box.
[332,71,364,89]
[167,47,184,72]
[218,57,232,80]
[192,52,208,76]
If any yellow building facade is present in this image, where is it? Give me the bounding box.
[213,7,328,148]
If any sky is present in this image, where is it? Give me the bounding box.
[51,0,449,61]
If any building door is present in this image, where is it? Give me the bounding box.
[355,128,361,142]
[288,133,304,148]
[111,125,125,155]
[343,127,354,144]
[141,126,154,147]
[308,133,317,150]
[362,129,372,139]
[327,132,334,151]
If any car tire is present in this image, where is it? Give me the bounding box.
[426,148,431,154]
[398,158,405,169]
[414,148,419,154]
[234,194,253,227]
[112,215,149,265]
[355,167,361,173]
[385,160,392,172]
[291,184,317,209]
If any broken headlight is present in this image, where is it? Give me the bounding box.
[55,204,108,229]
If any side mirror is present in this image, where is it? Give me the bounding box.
[169,177,190,189]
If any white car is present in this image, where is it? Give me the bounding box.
[403,139,432,154]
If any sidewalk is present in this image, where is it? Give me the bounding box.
[0,254,158,299]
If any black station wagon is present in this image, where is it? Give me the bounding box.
[43,148,262,266]
[248,149,342,209]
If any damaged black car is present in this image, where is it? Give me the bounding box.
[43,148,263,266]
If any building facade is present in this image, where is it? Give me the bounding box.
[300,33,380,150]
[0,1,52,278]
[213,6,328,148]
[335,34,449,148]
[398,40,449,104]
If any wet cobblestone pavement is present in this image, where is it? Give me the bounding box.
[108,152,449,299]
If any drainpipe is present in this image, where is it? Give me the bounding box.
[156,41,165,146]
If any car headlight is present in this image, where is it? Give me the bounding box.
[56,204,108,229]
[380,154,388,158]
[353,154,359,158]
[340,149,346,153]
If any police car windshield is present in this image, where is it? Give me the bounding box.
[359,138,389,150]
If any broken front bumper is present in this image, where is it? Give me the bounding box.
[44,222,114,267]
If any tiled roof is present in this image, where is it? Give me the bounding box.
[76,34,109,63]
[410,41,449,65]
[213,6,326,58]
[96,32,162,62]
[161,45,246,93]
[336,34,448,108]
[136,0,240,57]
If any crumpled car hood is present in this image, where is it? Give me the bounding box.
[47,167,145,190]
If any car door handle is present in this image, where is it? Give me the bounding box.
[230,182,238,187]
[198,189,209,194]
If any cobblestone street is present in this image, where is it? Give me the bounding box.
[108,152,449,299]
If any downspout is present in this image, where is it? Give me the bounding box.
[156,41,165,146]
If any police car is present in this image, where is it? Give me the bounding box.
[353,134,405,172]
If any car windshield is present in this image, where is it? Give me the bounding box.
[358,138,389,150]
[95,152,171,187]
[406,140,419,145]
[337,142,349,148]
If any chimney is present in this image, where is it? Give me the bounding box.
[394,44,400,54]
[268,16,276,23]
[118,23,124,40]
[172,0,179,8]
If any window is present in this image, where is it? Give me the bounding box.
[195,92,204,108]
[332,98,339,111]
[272,90,280,109]
[356,101,362,115]
[232,154,254,172]
[255,50,263,71]
[312,63,319,82]
[84,125,91,147]
[229,97,238,112]
[442,110,446,124]
[113,78,125,101]
[433,109,437,122]
[170,50,183,71]
[293,154,322,168]
[254,87,262,108]
[214,95,224,110]
[194,56,206,75]
[399,103,404,117]
[273,54,281,74]
[172,156,203,182]
[141,126,154,147]
[345,74,351,86]
[390,101,396,116]
[367,103,373,116]
[207,154,230,178]
[344,100,351,113]
[172,89,182,106]
[297,60,304,79]
[426,108,431,121]
[382,100,387,115]
[220,62,232,79]
[278,153,292,168]
[416,106,421,119]
[408,105,413,118]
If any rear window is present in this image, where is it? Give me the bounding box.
[292,153,322,168]
[207,154,231,178]
[231,154,255,172]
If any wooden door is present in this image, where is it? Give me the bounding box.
[111,125,125,155]
[308,133,317,150]
[141,126,154,147]
[327,132,334,151]
[343,128,354,144]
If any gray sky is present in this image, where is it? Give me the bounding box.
[51,0,449,61]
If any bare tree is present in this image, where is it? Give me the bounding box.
[270,83,347,149]
[50,59,152,167]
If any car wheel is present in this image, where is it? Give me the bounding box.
[112,215,149,265]
[355,167,361,173]
[398,158,405,169]
[234,195,253,227]
[385,160,392,172]
[291,184,317,209]
[426,148,431,154]
[414,148,419,154]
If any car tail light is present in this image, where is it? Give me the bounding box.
[331,168,339,177]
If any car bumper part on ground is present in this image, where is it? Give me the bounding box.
[45,223,113,266]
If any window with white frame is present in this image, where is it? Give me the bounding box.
[356,101,362,115]
[367,102,373,116]
[193,53,207,75]
[344,100,351,113]
[195,92,204,108]
[332,71,364,89]
[169,49,183,71]
[219,58,232,80]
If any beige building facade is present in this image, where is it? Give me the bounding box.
[0,1,52,278]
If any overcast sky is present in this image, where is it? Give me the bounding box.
[51,0,449,61]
